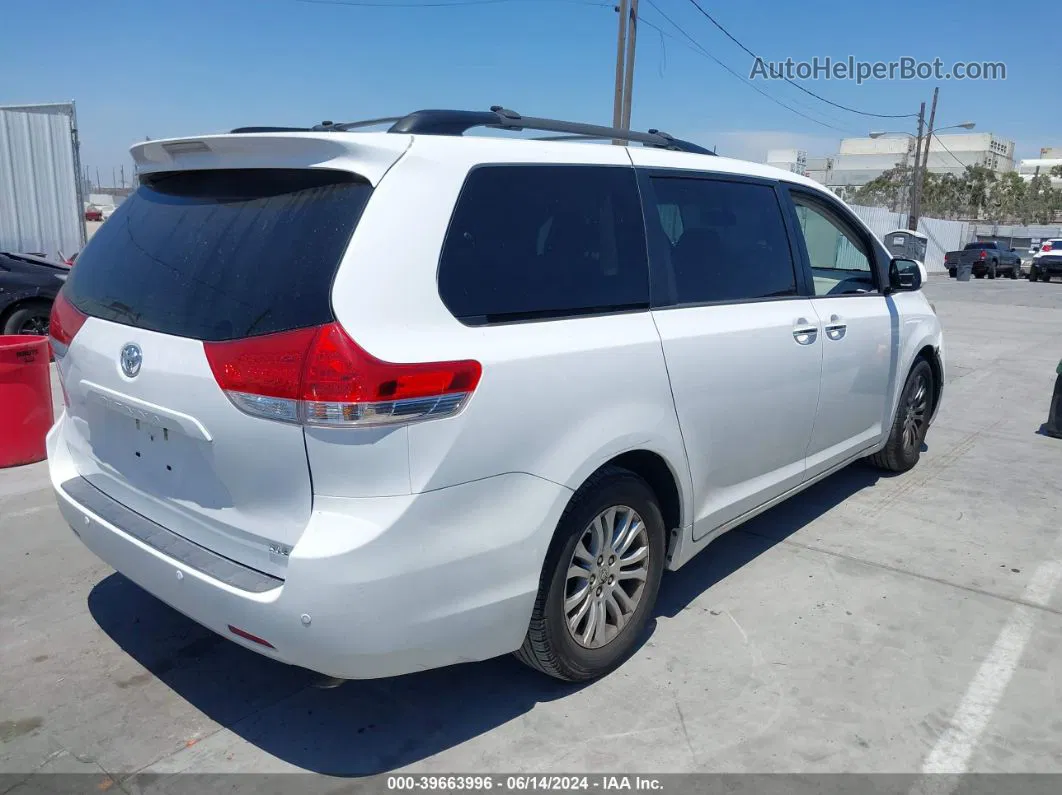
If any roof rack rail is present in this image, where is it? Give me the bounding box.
[229,107,715,156]
[230,126,312,133]
[384,107,715,155]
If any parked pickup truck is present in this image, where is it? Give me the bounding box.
[944,241,1022,279]
[1028,239,1062,283]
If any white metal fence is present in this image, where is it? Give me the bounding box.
[848,204,970,273]
[0,103,85,259]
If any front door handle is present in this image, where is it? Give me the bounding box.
[793,319,818,345]
[824,314,847,341]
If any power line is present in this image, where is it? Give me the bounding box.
[641,0,855,134]
[931,131,972,170]
[641,11,850,127]
[684,0,915,120]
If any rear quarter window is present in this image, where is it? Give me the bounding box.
[437,165,649,325]
[63,169,372,341]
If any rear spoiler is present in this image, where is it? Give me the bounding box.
[130,132,412,187]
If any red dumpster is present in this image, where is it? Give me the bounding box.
[0,335,54,468]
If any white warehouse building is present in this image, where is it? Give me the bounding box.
[801,132,1016,191]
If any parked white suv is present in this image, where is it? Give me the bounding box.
[47,108,944,682]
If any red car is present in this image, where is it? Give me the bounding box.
[84,207,103,221]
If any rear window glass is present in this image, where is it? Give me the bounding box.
[437,165,649,325]
[63,169,371,341]
[964,242,994,249]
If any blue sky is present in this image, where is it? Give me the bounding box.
[4,0,1057,183]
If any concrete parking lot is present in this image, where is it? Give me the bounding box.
[2,278,1061,789]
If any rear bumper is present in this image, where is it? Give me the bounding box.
[1034,258,1062,274]
[48,413,572,679]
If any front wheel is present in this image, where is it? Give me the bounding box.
[868,359,934,474]
[1029,268,1038,281]
[1042,272,1052,283]
[1009,265,1019,279]
[515,466,666,681]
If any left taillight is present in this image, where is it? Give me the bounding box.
[204,322,482,429]
[49,292,87,358]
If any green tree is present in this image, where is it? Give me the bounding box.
[853,166,912,212]
[963,165,997,219]
[1022,174,1056,225]
[920,172,965,219]
[987,172,1025,223]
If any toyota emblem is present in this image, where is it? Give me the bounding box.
[120,343,143,378]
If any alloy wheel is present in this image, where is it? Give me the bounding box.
[902,373,930,452]
[563,505,650,649]
[18,315,49,336]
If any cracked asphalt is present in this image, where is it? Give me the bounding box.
[2,277,1061,792]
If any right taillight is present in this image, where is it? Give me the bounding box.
[49,291,88,358]
[204,323,482,428]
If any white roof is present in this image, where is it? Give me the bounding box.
[130,129,840,202]
[885,228,928,239]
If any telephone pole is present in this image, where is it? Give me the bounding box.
[611,0,638,141]
[907,102,925,219]
[612,0,629,136]
[911,87,939,231]
[620,0,639,131]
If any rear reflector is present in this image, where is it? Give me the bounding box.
[227,625,276,649]
[204,323,481,428]
[49,292,88,358]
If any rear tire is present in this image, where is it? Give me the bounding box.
[1042,272,1052,283]
[2,300,51,336]
[1009,265,1019,279]
[515,466,666,682]
[975,273,985,279]
[1028,268,1038,281]
[868,359,934,474]
[988,261,997,279]
[948,268,956,278]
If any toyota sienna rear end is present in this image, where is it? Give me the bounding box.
[47,131,572,678]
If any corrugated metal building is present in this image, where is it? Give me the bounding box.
[0,102,85,259]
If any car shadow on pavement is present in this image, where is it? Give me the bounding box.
[88,573,593,777]
[87,462,888,777]
[654,462,886,618]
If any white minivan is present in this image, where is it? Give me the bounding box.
[48,108,944,682]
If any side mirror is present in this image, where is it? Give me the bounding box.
[889,258,923,291]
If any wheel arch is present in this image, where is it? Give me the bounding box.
[557,446,690,562]
[0,294,52,333]
[916,344,944,422]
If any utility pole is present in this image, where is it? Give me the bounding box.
[612,0,629,141]
[620,0,639,132]
[911,87,939,231]
[120,165,125,188]
[907,101,925,220]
